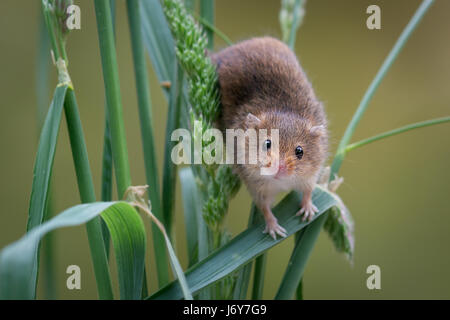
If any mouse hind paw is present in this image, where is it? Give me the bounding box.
[296,202,319,222]
[263,219,287,240]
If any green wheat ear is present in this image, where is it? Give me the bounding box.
[163,0,220,127]
[162,0,240,231]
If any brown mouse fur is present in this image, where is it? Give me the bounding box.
[211,37,328,239]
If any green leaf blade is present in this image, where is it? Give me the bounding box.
[2,202,111,299]
[0,202,146,300]
[27,85,68,232]
[148,187,338,300]
[101,202,146,300]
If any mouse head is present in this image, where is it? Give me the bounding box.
[242,111,327,183]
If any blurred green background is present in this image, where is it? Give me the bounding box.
[0,0,449,299]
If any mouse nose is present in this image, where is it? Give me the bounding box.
[277,160,287,175]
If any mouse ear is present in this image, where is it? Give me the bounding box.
[245,113,261,128]
[309,125,326,137]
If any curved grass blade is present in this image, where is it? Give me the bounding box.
[27,85,68,231]
[0,201,146,300]
[36,12,55,299]
[101,202,146,300]
[128,187,193,300]
[164,231,193,300]
[148,187,338,300]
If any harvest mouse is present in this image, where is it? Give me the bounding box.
[211,37,328,239]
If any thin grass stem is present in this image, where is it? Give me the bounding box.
[346,116,450,152]
[331,0,435,176]
[195,13,232,46]
[64,89,114,299]
[94,0,132,198]
[100,0,116,260]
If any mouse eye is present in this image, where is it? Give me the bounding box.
[295,146,303,160]
[263,139,271,151]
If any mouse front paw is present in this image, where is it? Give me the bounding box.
[296,201,319,222]
[263,218,287,240]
